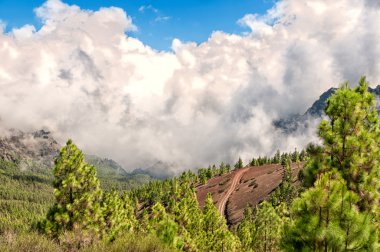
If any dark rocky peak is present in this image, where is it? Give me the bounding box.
[369,85,380,95]
[275,84,380,133]
[304,87,337,117]
[305,85,380,118]
[33,129,52,139]
[0,129,60,169]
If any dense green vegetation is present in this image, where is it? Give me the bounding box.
[236,77,380,251]
[283,77,380,250]
[1,77,380,251]
[0,150,152,236]
[0,159,53,233]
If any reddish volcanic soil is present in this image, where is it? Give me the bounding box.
[196,163,302,226]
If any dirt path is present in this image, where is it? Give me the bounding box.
[217,168,248,216]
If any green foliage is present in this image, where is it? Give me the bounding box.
[249,149,307,167]
[300,143,324,188]
[253,201,283,251]
[282,172,378,251]
[303,77,380,213]
[132,173,240,251]
[292,148,300,163]
[237,201,285,251]
[271,162,297,206]
[236,207,255,251]
[235,157,243,169]
[0,159,53,233]
[0,154,149,236]
[39,140,103,239]
[146,202,183,249]
[273,149,281,164]
[197,162,233,185]
[219,162,227,175]
[226,163,231,173]
[101,190,136,241]
[202,194,240,251]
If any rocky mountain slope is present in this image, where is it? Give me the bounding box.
[0,129,153,185]
[275,85,380,133]
[0,129,60,171]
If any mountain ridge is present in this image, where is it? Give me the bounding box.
[275,84,380,133]
[0,128,155,183]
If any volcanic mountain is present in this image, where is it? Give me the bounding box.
[196,162,302,226]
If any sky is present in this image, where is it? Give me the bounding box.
[1,0,380,176]
[0,0,275,50]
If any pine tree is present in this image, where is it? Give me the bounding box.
[149,202,183,249]
[299,149,307,161]
[301,143,324,188]
[292,148,300,162]
[198,168,208,184]
[220,162,226,175]
[323,78,380,211]
[282,172,377,251]
[250,158,256,167]
[175,183,203,251]
[226,163,231,173]
[303,77,380,213]
[235,157,243,169]
[274,150,281,164]
[39,140,103,239]
[252,201,283,251]
[271,162,296,206]
[206,165,213,179]
[101,190,136,241]
[236,207,255,251]
[291,78,380,250]
[280,153,289,167]
[202,193,239,251]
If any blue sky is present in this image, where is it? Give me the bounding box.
[0,0,275,50]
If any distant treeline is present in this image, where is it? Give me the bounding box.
[197,148,307,184]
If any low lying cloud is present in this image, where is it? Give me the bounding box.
[0,0,379,175]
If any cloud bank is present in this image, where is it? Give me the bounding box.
[0,0,380,175]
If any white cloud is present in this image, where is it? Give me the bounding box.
[138,5,158,14]
[1,0,380,175]
[139,4,170,24]
[11,25,36,40]
[155,16,171,23]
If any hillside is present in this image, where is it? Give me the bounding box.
[196,162,302,225]
[0,129,60,172]
[0,129,154,189]
[0,129,155,233]
[0,128,301,234]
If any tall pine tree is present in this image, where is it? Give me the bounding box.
[303,77,380,213]
[39,140,103,239]
[202,193,240,251]
[290,78,380,249]
[282,172,377,251]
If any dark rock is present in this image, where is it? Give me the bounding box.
[275,85,380,133]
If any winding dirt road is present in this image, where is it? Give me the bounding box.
[217,168,248,216]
